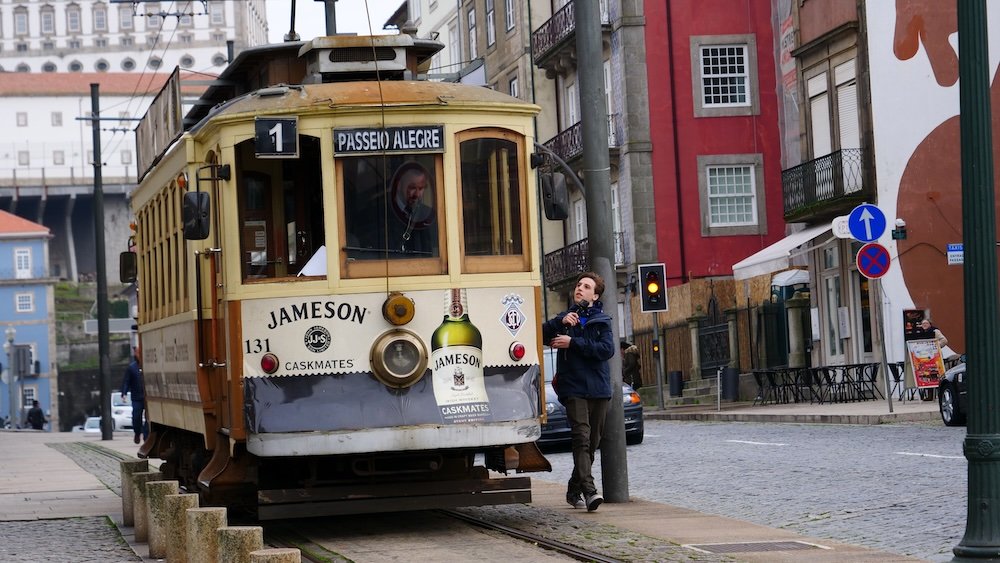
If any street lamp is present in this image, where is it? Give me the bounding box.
[4,326,15,429]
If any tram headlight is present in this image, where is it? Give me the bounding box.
[370,330,428,388]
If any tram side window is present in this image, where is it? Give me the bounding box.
[459,135,526,271]
[235,135,325,280]
[342,154,441,263]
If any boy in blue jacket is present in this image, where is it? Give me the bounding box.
[542,271,614,512]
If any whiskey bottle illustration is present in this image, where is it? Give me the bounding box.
[431,288,488,418]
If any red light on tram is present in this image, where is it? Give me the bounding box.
[260,353,279,374]
[508,342,526,361]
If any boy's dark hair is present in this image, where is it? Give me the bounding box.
[576,271,605,298]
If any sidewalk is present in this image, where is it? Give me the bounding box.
[0,400,935,562]
[645,397,940,425]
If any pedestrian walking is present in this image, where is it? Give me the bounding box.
[25,400,46,430]
[120,346,147,444]
[620,340,641,390]
[542,271,615,512]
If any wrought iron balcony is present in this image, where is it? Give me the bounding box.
[543,231,627,288]
[542,114,620,164]
[532,1,610,73]
[782,148,869,221]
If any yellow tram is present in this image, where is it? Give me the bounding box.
[122,34,557,518]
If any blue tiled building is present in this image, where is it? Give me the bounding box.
[0,210,56,430]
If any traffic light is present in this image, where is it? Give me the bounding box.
[638,263,667,313]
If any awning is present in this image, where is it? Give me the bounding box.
[732,224,832,280]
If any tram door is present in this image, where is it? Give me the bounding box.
[208,151,231,435]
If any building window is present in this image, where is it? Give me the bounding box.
[16,112,27,127]
[468,8,477,59]
[68,60,83,72]
[94,6,108,31]
[42,41,54,51]
[120,7,133,29]
[51,112,62,126]
[212,53,227,66]
[179,34,193,44]
[67,6,82,33]
[17,151,29,166]
[148,57,162,69]
[95,38,108,48]
[178,11,193,27]
[690,35,759,118]
[41,62,56,72]
[14,9,28,35]
[15,43,28,52]
[21,386,35,408]
[179,54,194,67]
[118,111,130,125]
[53,151,65,165]
[68,39,81,49]
[211,32,226,42]
[209,2,225,25]
[41,9,56,34]
[15,63,30,73]
[120,36,133,47]
[505,0,515,31]
[147,34,159,47]
[121,58,136,71]
[95,59,109,72]
[448,20,460,68]
[486,0,496,47]
[15,293,33,312]
[697,154,766,236]
[87,150,94,164]
[15,249,31,279]
[121,150,133,165]
[148,3,162,28]
[508,76,519,99]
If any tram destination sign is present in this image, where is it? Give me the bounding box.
[334,125,445,155]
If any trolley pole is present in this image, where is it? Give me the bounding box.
[576,0,627,502]
[953,1,1000,558]
[90,84,113,441]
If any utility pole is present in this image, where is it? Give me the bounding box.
[953,1,1000,559]
[90,84,113,441]
[576,0,627,502]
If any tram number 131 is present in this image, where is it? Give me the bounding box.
[245,338,271,354]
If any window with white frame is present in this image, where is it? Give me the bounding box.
[17,151,29,166]
[121,150,133,165]
[53,151,65,165]
[67,6,81,33]
[22,386,36,409]
[508,76,519,99]
[120,7,133,29]
[15,248,31,278]
[486,0,496,47]
[697,154,766,236]
[14,9,28,35]
[564,81,579,128]
[15,292,33,312]
[690,35,759,118]
[448,20,460,68]
[17,112,27,127]
[467,8,477,59]
[41,8,56,34]
[148,3,162,28]
[94,6,108,32]
[505,0,515,31]
[209,2,225,25]
[51,112,62,126]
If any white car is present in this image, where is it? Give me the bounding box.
[111,394,134,431]
[76,416,101,433]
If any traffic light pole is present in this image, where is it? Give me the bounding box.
[954,1,1000,558]
[654,312,665,409]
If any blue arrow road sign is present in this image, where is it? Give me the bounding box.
[847,203,887,242]
[856,243,891,279]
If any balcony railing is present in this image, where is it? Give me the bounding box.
[542,114,620,164]
[531,1,611,65]
[543,231,627,288]
[782,148,866,219]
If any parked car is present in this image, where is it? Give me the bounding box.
[111,393,133,431]
[539,349,644,447]
[74,416,101,433]
[939,362,967,427]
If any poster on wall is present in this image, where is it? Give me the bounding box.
[906,339,945,389]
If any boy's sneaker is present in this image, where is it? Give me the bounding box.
[585,492,603,512]
[566,492,585,509]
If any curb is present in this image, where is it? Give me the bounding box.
[644,410,941,425]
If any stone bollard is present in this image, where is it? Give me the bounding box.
[217,526,264,563]
[186,507,228,563]
[130,470,163,542]
[146,480,179,559]
[249,548,301,562]
[164,493,199,563]
[119,459,148,527]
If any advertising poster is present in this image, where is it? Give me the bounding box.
[906,339,945,389]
